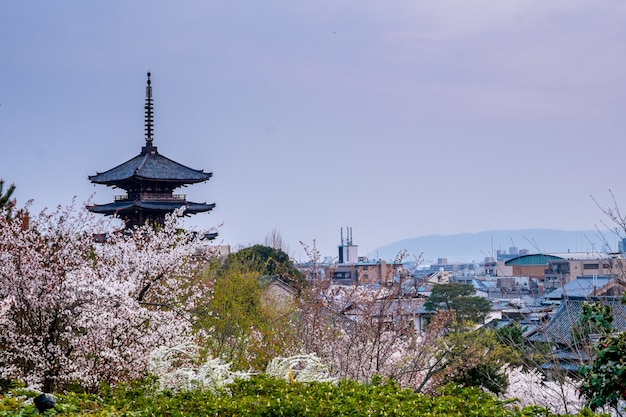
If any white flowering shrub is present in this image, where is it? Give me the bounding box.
[148,344,252,393]
[266,354,336,383]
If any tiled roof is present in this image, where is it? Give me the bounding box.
[529,296,626,346]
[89,145,212,185]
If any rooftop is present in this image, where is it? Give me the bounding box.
[529,296,626,346]
[88,145,212,186]
[544,275,619,299]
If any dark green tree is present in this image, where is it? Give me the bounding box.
[424,283,491,324]
[0,180,16,217]
[435,329,519,395]
[225,244,303,282]
[493,322,532,368]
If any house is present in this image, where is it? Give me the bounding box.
[331,228,405,285]
[542,275,624,303]
[259,275,299,311]
[527,296,626,374]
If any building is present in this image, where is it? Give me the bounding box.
[88,73,215,230]
[527,296,626,374]
[503,252,626,293]
[332,228,405,285]
[542,275,624,302]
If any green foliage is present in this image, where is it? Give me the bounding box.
[195,253,300,370]
[450,295,492,323]
[0,180,15,209]
[494,322,537,369]
[452,363,509,395]
[571,302,613,344]
[0,376,595,416]
[439,329,519,395]
[225,244,303,282]
[424,283,492,324]
[0,179,17,219]
[578,300,626,413]
[197,265,268,368]
[495,322,524,350]
[196,245,304,368]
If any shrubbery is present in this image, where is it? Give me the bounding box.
[0,375,600,417]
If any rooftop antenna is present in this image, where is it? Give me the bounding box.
[144,72,154,145]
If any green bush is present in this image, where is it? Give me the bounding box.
[0,376,597,416]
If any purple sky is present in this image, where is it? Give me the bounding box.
[2,1,626,260]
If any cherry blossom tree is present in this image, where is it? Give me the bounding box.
[294,242,521,394]
[0,201,214,392]
[503,367,582,414]
[295,241,446,388]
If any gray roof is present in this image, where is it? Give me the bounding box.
[89,145,212,185]
[529,296,626,346]
[544,276,615,299]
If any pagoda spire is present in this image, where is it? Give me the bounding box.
[144,72,154,145]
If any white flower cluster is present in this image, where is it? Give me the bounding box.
[503,367,582,414]
[148,344,252,393]
[266,353,337,383]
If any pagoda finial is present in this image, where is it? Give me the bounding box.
[144,72,154,145]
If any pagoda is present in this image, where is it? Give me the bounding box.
[88,73,215,229]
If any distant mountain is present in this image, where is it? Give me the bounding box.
[369,229,618,264]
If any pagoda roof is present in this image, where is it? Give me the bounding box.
[89,145,212,186]
[88,199,215,215]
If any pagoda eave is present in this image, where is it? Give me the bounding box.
[87,201,215,216]
[88,173,212,187]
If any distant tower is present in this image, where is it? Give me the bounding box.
[338,227,358,263]
[88,73,215,230]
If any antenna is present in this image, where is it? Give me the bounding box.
[144,72,154,145]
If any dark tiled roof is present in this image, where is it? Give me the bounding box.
[89,145,212,185]
[88,200,215,215]
[529,297,626,346]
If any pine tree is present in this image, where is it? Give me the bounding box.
[0,179,16,218]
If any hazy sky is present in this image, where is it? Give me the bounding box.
[2,1,626,260]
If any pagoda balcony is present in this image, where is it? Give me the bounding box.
[114,193,187,201]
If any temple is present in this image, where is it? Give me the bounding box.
[88,73,215,230]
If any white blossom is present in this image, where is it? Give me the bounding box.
[148,344,251,393]
[266,354,336,383]
[503,366,583,414]
[0,202,215,391]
